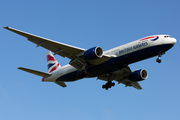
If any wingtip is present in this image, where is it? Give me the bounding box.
[4,26,9,29]
[18,67,24,70]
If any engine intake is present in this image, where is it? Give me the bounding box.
[128,69,148,82]
[83,46,103,60]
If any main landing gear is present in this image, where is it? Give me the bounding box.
[102,74,115,90]
[102,81,115,90]
[156,51,165,63]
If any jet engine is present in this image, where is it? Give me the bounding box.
[128,69,148,82]
[83,46,103,60]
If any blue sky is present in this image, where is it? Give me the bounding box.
[1,0,180,120]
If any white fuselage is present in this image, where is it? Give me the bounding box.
[44,35,176,82]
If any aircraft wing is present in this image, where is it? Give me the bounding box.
[4,27,85,59]
[97,66,143,90]
[4,27,112,70]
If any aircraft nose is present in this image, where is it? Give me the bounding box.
[164,37,177,45]
[171,38,177,45]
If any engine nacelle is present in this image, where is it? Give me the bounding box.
[128,69,148,82]
[83,46,103,60]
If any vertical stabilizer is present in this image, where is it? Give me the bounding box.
[47,51,61,73]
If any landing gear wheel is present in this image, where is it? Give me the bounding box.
[105,86,109,90]
[156,58,161,63]
[102,85,106,89]
[111,82,115,86]
[102,82,115,90]
[156,51,165,63]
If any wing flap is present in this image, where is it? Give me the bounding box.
[28,38,70,58]
[131,82,142,90]
[18,67,51,77]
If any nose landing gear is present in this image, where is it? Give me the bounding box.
[156,55,162,63]
[156,51,165,63]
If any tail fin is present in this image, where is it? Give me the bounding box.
[47,51,61,73]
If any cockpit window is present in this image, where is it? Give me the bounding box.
[164,36,173,38]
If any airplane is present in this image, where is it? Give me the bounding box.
[4,27,177,90]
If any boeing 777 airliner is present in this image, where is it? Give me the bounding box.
[4,27,177,90]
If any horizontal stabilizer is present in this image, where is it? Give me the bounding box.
[18,67,51,77]
[55,82,67,87]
